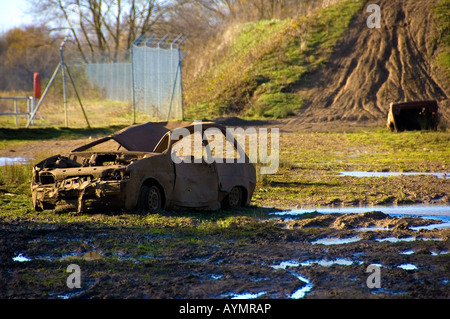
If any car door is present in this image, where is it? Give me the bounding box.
[171,130,219,208]
[203,128,249,193]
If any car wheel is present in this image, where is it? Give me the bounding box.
[222,186,242,209]
[139,184,162,211]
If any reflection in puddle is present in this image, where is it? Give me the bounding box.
[431,250,449,255]
[376,236,442,243]
[300,258,357,267]
[12,253,31,262]
[370,288,408,296]
[397,263,418,270]
[376,236,415,243]
[0,157,30,166]
[400,250,415,255]
[311,236,361,245]
[271,260,300,269]
[340,171,449,179]
[271,261,313,299]
[231,292,266,299]
[290,274,313,299]
[272,205,450,217]
[411,222,450,231]
[57,290,87,299]
[357,226,389,232]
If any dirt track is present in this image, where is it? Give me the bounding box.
[293,0,449,124]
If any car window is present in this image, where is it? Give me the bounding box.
[172,131,208,162]
[204,129,241,161]
[153,134,170,153]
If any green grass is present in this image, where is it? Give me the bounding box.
[184,0,365,120]
[1,125,448,214]
[432,0,450,78]
[251,128,450,208]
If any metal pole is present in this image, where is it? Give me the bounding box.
[64,63,91,128]
[167,60,180,121]
[14,99,18,125]
[27,97,31,124]
[131,43,136,124]
[26,63,62,128]
[60,37,68,127]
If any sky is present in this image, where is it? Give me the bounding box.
[0,0,30,32]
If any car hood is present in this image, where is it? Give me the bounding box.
[72,121,193,152]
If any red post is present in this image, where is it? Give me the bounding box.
[33,72,41,99]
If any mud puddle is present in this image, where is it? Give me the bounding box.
[339,171,449,179]
[0,156,31,165]
[271,261,313,299]
[272,204,450,226]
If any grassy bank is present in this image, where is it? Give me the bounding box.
[184,0,365,119]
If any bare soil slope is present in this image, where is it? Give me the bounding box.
[291,0,449,125]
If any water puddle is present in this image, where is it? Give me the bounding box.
[272,205,450,217]
[302,258,359,267]
[269,257,363,298]
[12,253,32,262]
[370,288,408,296]
[0,156,31,166]
[12,251,104,262]
[271,204,450,230]
[356,226,389,232]
[271,260,300,269]
[340,171,449,179]
[375,236,442,243]
[431,250,449,255]
[397,263,418,270]
[270,261,313,299]
[290,274,313,299]
[375,236,416,243]
[230,292,266,299]
[311,236,361,245]
[411,222,450,231]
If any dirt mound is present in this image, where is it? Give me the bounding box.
[292,0,449,125]
[283,211,441,231]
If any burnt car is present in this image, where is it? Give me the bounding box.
[31,121,256,213]
[386,100,440,131]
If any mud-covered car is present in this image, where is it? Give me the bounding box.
[31,121,256,213]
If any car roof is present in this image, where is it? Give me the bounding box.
[72,121,226,152]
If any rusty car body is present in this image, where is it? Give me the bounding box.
[31,121,256,213]
[386,100,439,131]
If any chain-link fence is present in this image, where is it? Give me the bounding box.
[84,61,132,103]
[132,35,187,121]
[83,35,187,121]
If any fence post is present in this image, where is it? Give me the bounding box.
[14,99,18,125]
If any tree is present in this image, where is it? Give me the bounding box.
[0,26,58,91]
[27,0,193,62]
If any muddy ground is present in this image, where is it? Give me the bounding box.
[1,208,449,299]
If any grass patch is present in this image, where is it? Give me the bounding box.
[247,92,304,118]
[184,0,365,120]
[432,0,450,78]
[1,125,448,216]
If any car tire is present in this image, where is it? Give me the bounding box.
[139,184,162,211]
[222,186,242,209]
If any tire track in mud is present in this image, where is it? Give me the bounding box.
[294,0,448,124]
